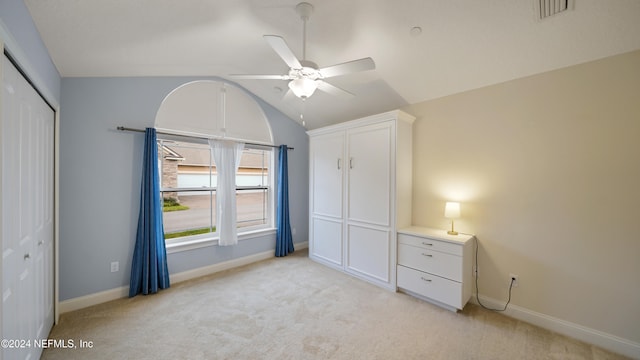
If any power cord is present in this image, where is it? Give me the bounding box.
[474,237,514,312]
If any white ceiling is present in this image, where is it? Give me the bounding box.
[24,0,640,129]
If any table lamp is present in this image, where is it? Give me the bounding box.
[444,202,460,235]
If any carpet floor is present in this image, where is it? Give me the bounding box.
[43,249,629,360]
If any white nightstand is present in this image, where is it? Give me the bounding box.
[397,226,474,312]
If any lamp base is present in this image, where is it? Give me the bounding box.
[447,230,459,235]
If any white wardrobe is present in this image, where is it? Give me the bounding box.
[308,110,414,290]
[1,54,55,360]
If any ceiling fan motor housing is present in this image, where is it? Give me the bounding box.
[289,59,322,80]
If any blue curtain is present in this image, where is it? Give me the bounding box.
[129,128,170,297]
[275,145,294,257]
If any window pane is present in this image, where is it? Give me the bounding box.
[163,192,216,239]
[237,149,269,187]
[160,141,214,189]
[236,148,270,229]
[159,140,216,239]
[237,189,267,228]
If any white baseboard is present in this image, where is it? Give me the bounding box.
[170,240,308,283]
[58,286,130,314]
[59,242,309,314]
[471,295,640,359]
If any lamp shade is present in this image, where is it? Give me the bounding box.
[444,202,460,219]
[288,78,318,99]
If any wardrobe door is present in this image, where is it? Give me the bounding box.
[310,132,344,219]
[346,122,392,227]
[345,121,394,287]
[346,225,391,283]
[309,132,344,267]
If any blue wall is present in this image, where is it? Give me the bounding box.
[59,77,309,301]
[0,0,61,104]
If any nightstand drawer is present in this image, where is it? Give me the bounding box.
[398,233,462,256]
[397,244,462,282]
[397,265,463,309]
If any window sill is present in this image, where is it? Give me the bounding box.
[165,228,276,254]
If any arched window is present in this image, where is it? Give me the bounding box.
[154,81,275,250]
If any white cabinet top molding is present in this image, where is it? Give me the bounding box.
[307,110,415,136]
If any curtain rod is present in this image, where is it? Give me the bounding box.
[117,126,293,150]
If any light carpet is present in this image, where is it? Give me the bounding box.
[43,249,628,359]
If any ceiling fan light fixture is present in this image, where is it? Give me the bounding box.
[288,78,318,99]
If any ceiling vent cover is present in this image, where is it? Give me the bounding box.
[538,0,570,19]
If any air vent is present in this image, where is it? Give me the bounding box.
[538,0,570,20]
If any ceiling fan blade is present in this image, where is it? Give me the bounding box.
[316,80,354,98]
[319,57,375,78]
[228,74,290,80]
[264,35,302,69]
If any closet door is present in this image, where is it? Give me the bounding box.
[309,132,344,267]
[346,122,391,226]
[2,55,55,360]
[345,121,393,285]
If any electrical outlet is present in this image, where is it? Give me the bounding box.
[509,273,519,287]
[110,261,119,273]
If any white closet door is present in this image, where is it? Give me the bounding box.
[309,132,345,267]
[311,218,343,266]
[346,122,391,226]
[33,89,55,342]
[310,132,344,218]
[2,55,55,360]
[346,225,391,282]
[345,121,393,285]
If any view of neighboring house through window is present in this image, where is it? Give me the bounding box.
[158,139,272,242]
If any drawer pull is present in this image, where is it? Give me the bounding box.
[420,277,432,282]
[421,253,433,257]
[422,242,433,246]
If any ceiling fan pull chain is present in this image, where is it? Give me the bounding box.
[300,99,307,127]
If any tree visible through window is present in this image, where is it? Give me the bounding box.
[158,139,272,241]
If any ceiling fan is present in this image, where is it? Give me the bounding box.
[229,2,375,100]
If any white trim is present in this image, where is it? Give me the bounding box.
[58,286,130,314]
[0,36,5,348]
[170,247,273,284]
[171,240,307,283]
[59,242,309,314]
[54,105,61,324]
[471,295,640,359]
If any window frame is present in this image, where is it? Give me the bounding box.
[157,138,276,253]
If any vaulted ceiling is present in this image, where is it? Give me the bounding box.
[24,0,640,129]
